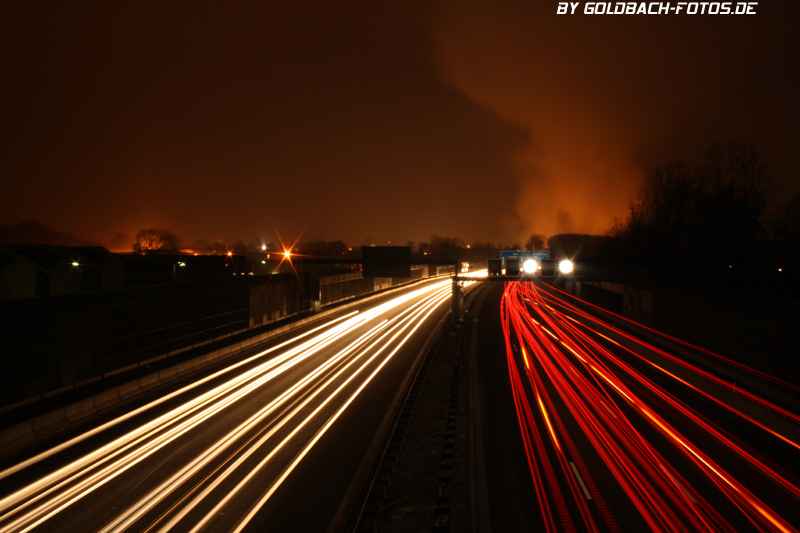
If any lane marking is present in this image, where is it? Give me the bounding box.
[570,461,592,500]
[659,463,697,504]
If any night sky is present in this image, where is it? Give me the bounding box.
[2,2,799,249]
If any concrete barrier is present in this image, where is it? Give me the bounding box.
[117,380,142,401]
[158,365,178,383]
[32,408,67,438]
[0,274,450,453]
[191,355,209,371]
[65,397,97,424]
[205,350,221,365]
[0,420,35,452]
[175,360,194,377]
[139,373,162,392]
[93,388,121,412]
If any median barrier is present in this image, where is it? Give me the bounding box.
[117,380,142,401]
[158,365,178,383]
[191,354,209,371]
[93,388,121,412]
[205,350,222,365]
[0,421,35,453]
[32,408,67,438]
[174,360,194,377]
[139,373,162,392]
[65,397,97,424]
[0,274,453,454]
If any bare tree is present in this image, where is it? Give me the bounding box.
[328,240,349,255]
[524,233,546,251]
[133,228,182,254]
[608,139,779,275]
[428,236,465,256]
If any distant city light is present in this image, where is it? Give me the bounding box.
[71,262,79,266]
[262,244,267,251]
[284,250,291,259]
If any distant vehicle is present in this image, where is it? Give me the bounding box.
[488,251,573,277]
[461,262,470,273]
[527,258,574,277]
[488,258,502,276]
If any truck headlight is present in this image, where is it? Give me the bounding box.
[523,259,538,274]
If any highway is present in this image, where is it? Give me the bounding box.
[489,280,800,533]
[3,274,799,533]
[0,277,474,533]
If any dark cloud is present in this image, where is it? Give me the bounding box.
[2,2,798,246]
[431,1,800,236]
[1,2,527,246]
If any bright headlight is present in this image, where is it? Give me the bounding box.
[523,259,537,274]
[559,260,573,274]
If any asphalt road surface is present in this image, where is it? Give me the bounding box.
[0,277,470,533]
[476,280,800,533]
[3,276,799,533]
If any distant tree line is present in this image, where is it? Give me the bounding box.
[133,228,182,254]
[604,139,800,286]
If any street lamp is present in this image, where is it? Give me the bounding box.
[72,261,81,291]
[173,261,185,282]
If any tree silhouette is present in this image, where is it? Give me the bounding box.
[609,139,778,278]
[524,233,546,251]
[133,228,182,254]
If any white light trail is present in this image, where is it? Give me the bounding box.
[0,279,457,533]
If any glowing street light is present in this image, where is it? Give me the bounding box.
[173,261,185,282]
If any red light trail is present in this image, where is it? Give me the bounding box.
[501,281,800,533]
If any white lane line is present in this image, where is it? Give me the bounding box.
[569,462,592,500]
[659,463,697,504]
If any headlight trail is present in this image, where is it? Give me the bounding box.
[502,281,800,533]
[0,311,361,483]
[0,278,466,533]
